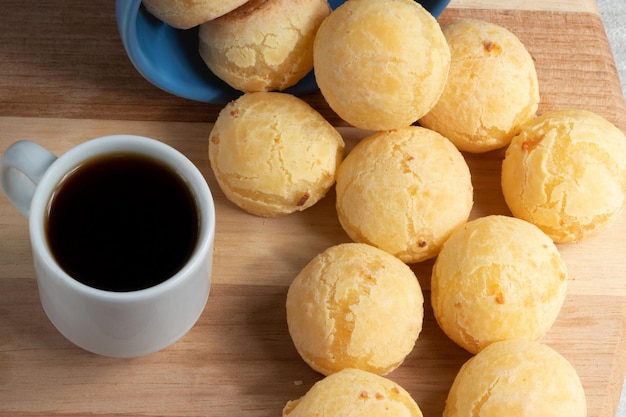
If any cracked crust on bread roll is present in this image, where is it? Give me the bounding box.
[208,92,344,217]
[431,215,567,355]
[420,19,540,153]
[443,340,586,417]
[501,109,626,242]
[142,0,252,29]
[313,0,450,130]
[199,0,330,92]
[335,126,473,264]
[283,368,424,417]
[286,243,424,376]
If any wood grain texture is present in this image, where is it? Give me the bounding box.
[1,1,625,416]
[450,0,598,12]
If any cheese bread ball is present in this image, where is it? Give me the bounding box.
[199,0,330,92]
[444,340,586,417]
[283,368,424,417]
[286,243,424,376]
[431,215,567,355]
[142,0,251,29]
[208,92,344,217]
[502,109,626,242]
[313,0,450,130]
[419,19,540,153]
[335,126,473,263]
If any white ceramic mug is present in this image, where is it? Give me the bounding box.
[0,135,215,357]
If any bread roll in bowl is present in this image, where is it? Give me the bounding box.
[142,0,251,29]
[199,0,331,93]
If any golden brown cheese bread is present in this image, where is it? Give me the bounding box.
[286,243,424,376]
[283,368,424,417]
[335,126,473,263]
[208,92,344,217]
[431,215,567,355]
[444,340,586,417]
[501,109,626,242]
[419,19,540,153]
[142,0,251,29]
[313,0,450,130]
[199,0,331,92]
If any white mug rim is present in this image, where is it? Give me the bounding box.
[28,134,215,302]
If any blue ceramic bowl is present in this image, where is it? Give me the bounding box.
[116,0,451,103]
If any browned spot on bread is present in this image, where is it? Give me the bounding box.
[483,40,502,54]
[495,292,505,304]
[521,134,545,151]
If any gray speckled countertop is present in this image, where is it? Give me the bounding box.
[597,0,626,98]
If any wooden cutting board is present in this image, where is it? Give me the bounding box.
[1,0,625,416]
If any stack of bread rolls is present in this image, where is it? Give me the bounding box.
[143,0,253,29]
[144,0,331,93]
[142,0,626,415]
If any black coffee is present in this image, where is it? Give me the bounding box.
[46,153,199,292]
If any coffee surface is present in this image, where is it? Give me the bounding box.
[46,153,199,292]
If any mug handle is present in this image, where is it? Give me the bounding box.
[0,141,57,217]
